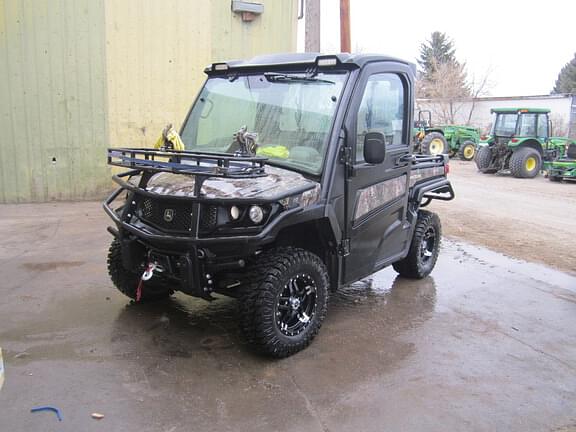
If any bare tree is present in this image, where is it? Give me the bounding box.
[416,63,493,126]
[419,61,470,124]
[465,66,494,125]
[550,114,568,137]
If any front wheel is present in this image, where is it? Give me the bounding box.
[393,210,441,279]
[107,239,173,301]
[239,247,329,358]
[509,147,542,178]
[458,141,476,161]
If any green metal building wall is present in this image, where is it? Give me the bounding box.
[0,0,109,202]
[0,0,297,203]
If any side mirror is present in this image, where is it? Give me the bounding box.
[363,132,386,164]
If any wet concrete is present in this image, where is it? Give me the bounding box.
[0,202,575,432]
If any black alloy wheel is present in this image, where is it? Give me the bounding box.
[275,273,317,337]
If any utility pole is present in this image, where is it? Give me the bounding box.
[305,0,321,52]
[340,0,350,53]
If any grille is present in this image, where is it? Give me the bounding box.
[138,198,193,232]
[200,205,218,231]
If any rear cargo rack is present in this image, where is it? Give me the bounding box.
[107,147,267,178]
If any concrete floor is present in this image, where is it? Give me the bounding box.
[0,202,575,432]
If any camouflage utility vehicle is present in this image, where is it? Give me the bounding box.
[104,53,454,357]
[413,110,480,160]
[475,108,565,178]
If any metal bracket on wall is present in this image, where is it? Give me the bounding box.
[231,1,264,22]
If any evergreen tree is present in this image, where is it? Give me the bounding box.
[418,31,457,80]
[417,32,469,99]
[552,53,576,94]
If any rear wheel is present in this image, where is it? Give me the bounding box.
[458,141,476,161]
[510,147,542,178]
[239,247,329,358]
[107,239,173,301]
[475,145,497,173]
[393,210,441,279]
[421,132,448,155]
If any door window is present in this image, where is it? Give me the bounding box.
[518,114,537,136]
[356,74,405,162]
[537,114,549,138]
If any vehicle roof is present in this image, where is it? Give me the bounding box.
[205,52,415,74]
[491,107,550,114]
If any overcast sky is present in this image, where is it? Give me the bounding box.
[297,0,575,97]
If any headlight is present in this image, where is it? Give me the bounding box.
[230,205,240,220]
[248,205,264,224]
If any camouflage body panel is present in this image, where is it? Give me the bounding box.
[293,184,321,208]
[354,175,407,221]
[146,165,319,202]
[409,166,445,187]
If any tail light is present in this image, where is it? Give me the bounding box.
[480,135,487,140]
[511,138,519,143]
[444,163,450,175]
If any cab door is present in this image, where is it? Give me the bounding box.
[342,63,413,284]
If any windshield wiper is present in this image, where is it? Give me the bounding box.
[264,72,335,84]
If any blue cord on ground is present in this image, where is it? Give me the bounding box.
[30,406,63,422]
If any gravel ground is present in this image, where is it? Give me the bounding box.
[430,160,576,275]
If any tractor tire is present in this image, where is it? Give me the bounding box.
[475,146,497,173]
[393,210,441,279]
[509,147,542,178]
[107,239,173,301]
[239,247,329,358]
[458,141,476,161]
[421,132,448,156]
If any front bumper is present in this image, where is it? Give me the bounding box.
[103,183,323,299]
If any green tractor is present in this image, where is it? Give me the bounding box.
[543,139,576,182]
[475,108,566,178]
[413,110,480,160]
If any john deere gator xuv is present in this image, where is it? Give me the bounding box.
[475,108,565,178]
[103,53,454,357]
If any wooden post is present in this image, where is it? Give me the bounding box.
[305,0,321,52]
[340,0,350,53]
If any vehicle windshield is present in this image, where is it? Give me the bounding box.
[492,113,518,136]
[180,71,348,174]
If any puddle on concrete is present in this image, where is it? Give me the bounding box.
[2,237,576,432]
[445,240,576,291]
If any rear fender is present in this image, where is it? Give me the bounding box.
[512,139,543,155]
[426,128,444,136]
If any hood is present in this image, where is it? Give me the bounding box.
[145,165,319,200]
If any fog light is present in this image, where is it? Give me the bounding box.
[248,205,264,224]
[230,205,240,220]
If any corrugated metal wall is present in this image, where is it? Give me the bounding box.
[105,0,297,149]
[0,0,297,203]
[0,0,109,202]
